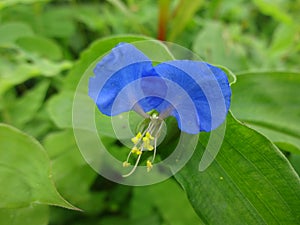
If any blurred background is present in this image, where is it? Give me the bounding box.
[0,0,299,224]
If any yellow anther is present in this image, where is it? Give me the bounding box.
[142,132,154,151]
[123,161,130,167]
[131,132,142,144]
[131,147,142,155]
[148,145,154,151]
[145,142,154,151]
[142,136,149,143]
[123,118,163,177]
[146,160,153,172]
[145,132,154,140]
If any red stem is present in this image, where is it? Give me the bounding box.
[157,0,170,41]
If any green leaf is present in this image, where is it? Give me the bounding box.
[46,90,120,135]
[43,129,104,213]
[16,36,63,61]
[289,154,300,175]
[0,205,49,225]
[174,113,300,224]
[231,71,300,153]
[0,57,71,96]
[0,124,77,210]
[31,58,73,77]
[146,179,205,225]
[22,106,54,139]
[0,22,34,47]
[7,81,49,128]
[47,91,73,128]
[47,90,113,132]
[0,62,40,96]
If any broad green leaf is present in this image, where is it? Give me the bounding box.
[290,154,300,175]
[0,22,33,47]
[231,71,300,153]
[16,36,63,61]
[46,89,116,130]
[43,130,87,172]
[150,179,204,225]
[130,185,155,221]
[168,0,204,41]
[43,129,105,213]
[0,205,49,225]
[131,179,204,225]
[47,91,73,128]
[7,81,49,128]
[0,124,77,210]
[64,35,150,91]
[174,113,300,224]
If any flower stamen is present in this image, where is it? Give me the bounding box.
[122,113,163,177]
[146,160,153,172]
[131,146,142,155]
[123,161,130,167]
[131,132,142,145]
[123,152,143,177]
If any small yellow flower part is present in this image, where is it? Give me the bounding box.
[142,135,154,151]
[123,161,130,167]
[145,132,154,140]
[146,160,153,172]
[142,136,149,143]
[131,146,142,155]
[145,142,154,151]
[122,114,164,177]
[131,132,142,144]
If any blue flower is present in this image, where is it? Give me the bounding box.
[89,42,231,176]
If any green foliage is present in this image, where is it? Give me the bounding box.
[0,0,299,225]
[47,91,73,128]
[168,0,204,41]
[0,205,49,225]
[252,0,293,24]
[0,22,34,47]
[0,124,76,210]
[16,36,63,61]
[131,179,204,225]
[231,71,300,153]
[174,113,300,224]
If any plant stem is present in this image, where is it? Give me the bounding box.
[157,0,170,41]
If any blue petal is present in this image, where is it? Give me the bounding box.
[89,43,231,134]
[153,60,231,133]
[89,43,160,116]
